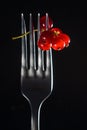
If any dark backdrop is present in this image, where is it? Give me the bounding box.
[0,1,87,129]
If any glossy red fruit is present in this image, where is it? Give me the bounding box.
[51,37,65,51]
[37,30,52,50]
[58,33,70,47]
[40,16,53,32]
[50,27,63,36]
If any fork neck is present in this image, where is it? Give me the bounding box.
[30,103,41,130]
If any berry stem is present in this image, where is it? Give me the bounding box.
[12,29,38,40]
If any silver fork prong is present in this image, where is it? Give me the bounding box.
[21,13,28,76]
[46,50,50,69]
[37,13,40,40]
[45,13,53,91]
[29,13,34,70]
[46,13,49,30]
[45,49,53,91]
[42,51,45,71]
[45,13,51,73]
[37,13,43,71]
[33,29,36,70]
[45,50,51,76]
[45,13,50,69]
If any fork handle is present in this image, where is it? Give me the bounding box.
[30,103,40,130]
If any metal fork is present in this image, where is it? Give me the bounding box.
[21,13,53,130]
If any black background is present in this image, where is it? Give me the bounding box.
[0,1,87,129]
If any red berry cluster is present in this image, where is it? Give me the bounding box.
[37,16,70,51]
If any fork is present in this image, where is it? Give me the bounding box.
[21,13,53,130]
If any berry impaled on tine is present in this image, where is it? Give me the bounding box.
[37,30,52,50]
[40,15,53,31]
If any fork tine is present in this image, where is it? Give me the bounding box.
[29,13,35,70]
[45,13,53,89]
[45,48,53,91]
[45,49,52,73]
[45,13,49,30]
[45,13,50,72]
[21,13,28,76]
[37,13,43,71]
[46,50,50,69]
[45,13,52,71]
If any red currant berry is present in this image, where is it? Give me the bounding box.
[40,16,53,32]
[58,33,70,47]
[51,37,65,51]
[37,30,52,50]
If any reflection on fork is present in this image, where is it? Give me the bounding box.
[21,13,53,130]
